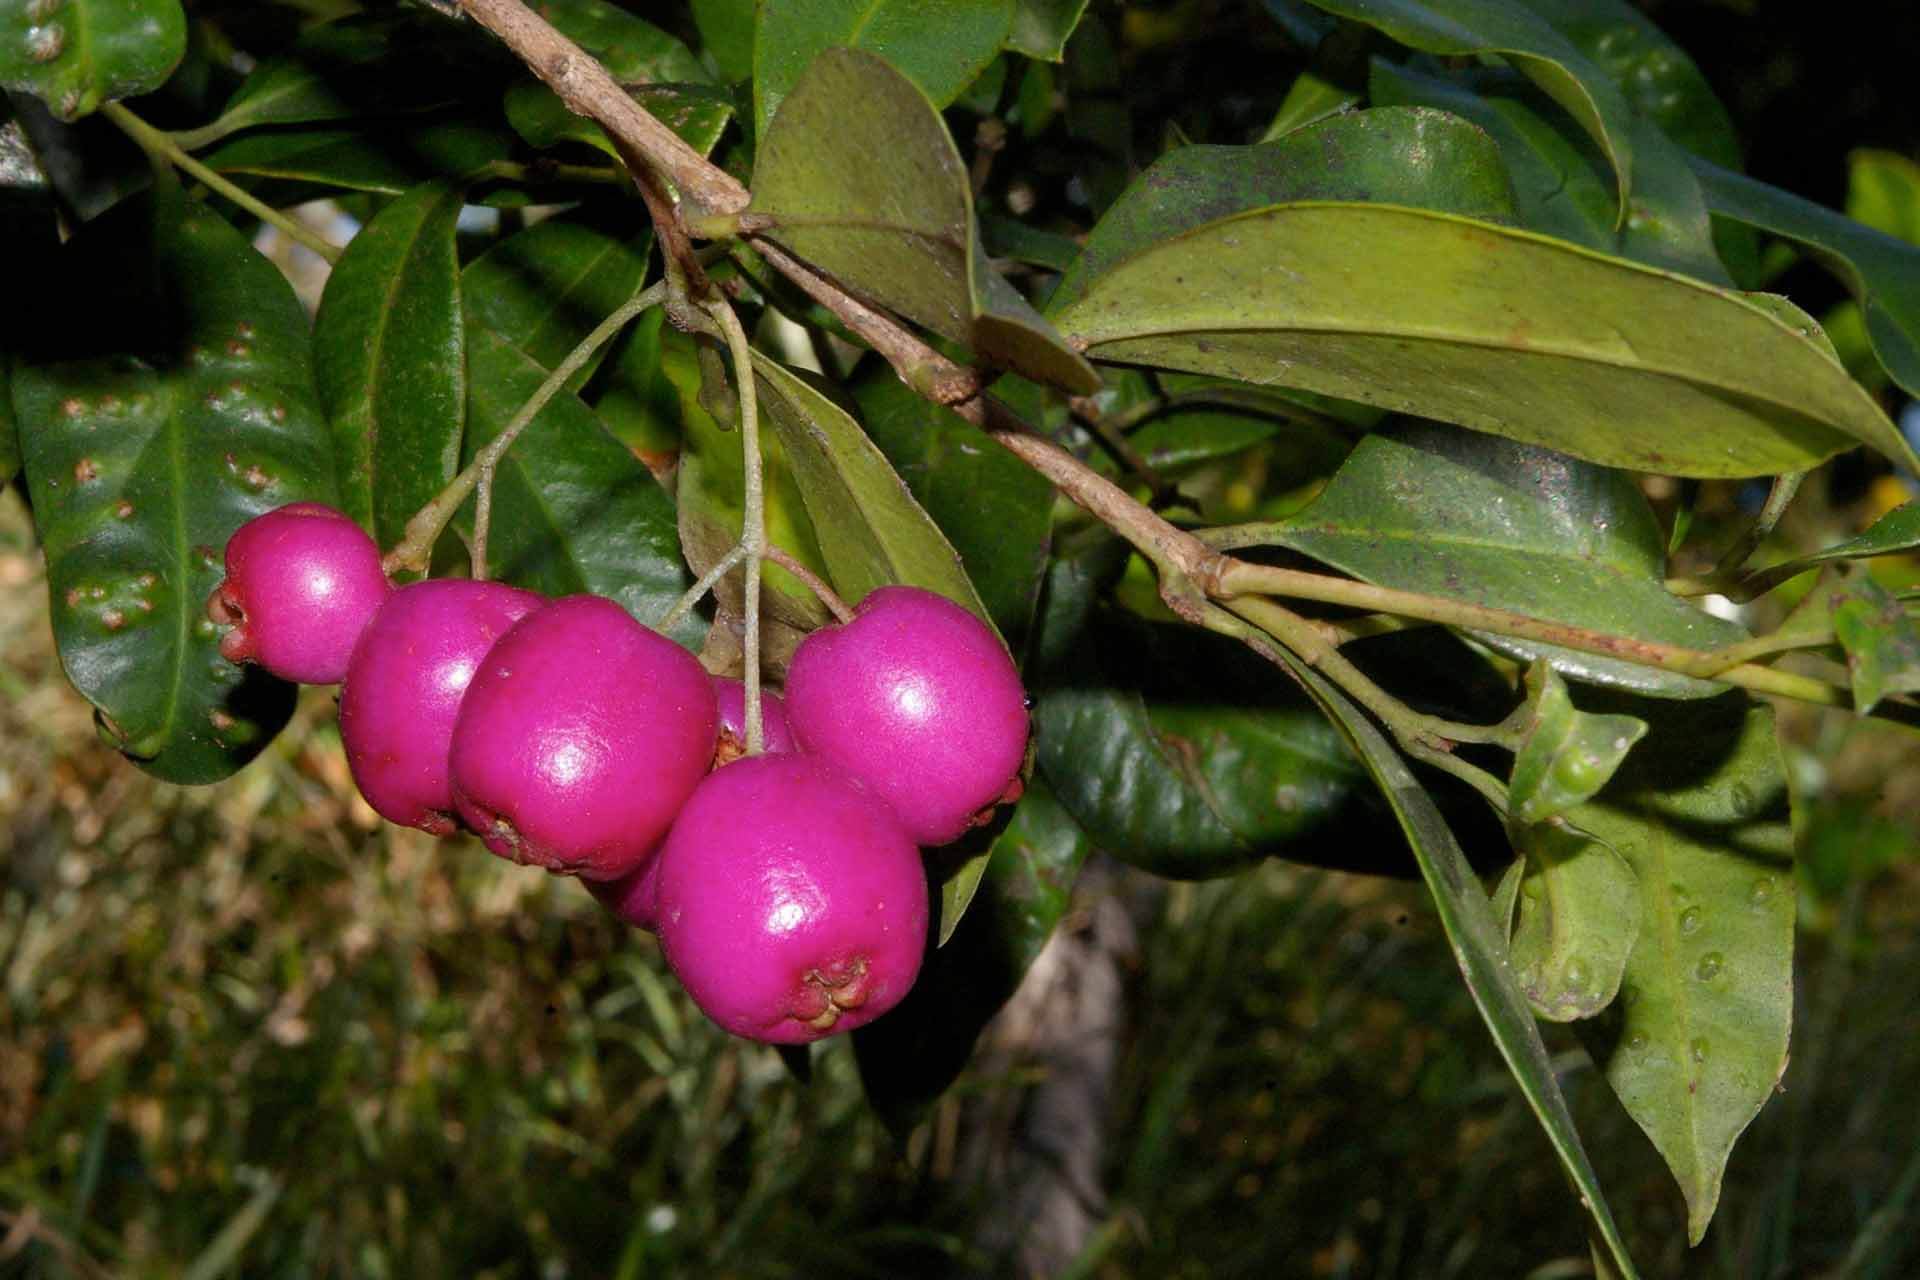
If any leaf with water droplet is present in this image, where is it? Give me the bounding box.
[1510,662,1649,824]
[11,188,337,782]
[0,0,187,122]
[1500,821,1641,1022]
[1570,693,1794,1245]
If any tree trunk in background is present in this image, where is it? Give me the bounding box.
[963,859,1142,1278]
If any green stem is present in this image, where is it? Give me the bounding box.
[471,462,496,581]
[659,544,747,632]
[101,102,343,264]
[1712,470,1806,580]
[706,297,767,755]
[383,279,667,576]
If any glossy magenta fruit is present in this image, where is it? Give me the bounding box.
[208,502,390,684]
[653,755,928,1043]
[587,853,663,932]
[339,579,544,835]
[448,595,717,881]
[711,675,796,761]
[784,586,1028,845]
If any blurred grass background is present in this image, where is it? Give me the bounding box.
[3,479,1918,1279]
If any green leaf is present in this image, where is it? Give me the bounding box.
[1509,662,1648,823]
[1258,639,1640,1277]
[671,329,836,634]
[461,211,652,395]
[753,0,1013,138]
[1052,198,1914,478]
[1367,61,1728,283]
[1050,106,1519,315]
[1033,596,1389,880]
[1259,67,1361,142]
[1690,155,1920,399]
[751,47,1096,394]
[1292,0,1636,216]
[1501,823,1642,1021]
[851,368,1054,653]
[0,0,186,121]
[312,180,464,555]
[750,350,993,621]
[1261,423,1748,696]
[1007,0,1091,61]
[1829,577,1920,715]
[853,775,1090,1131]
[1846,148,1920,243]
[1740,504,1920,597]
[691,0,755,85]
[501,0,730,158]
[1572,693,1794,1245]
[10,191,337,782]
[202,118,518,199]
[186,13,494,148]
[460,321,695,646]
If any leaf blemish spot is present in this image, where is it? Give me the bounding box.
[26,22,65,62]
[73,458,98,484]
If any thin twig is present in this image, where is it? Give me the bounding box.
[384,280,667,575]
[101,102,343,263]
[765,545,855,623]
[706,298,767,754]
[456,0,748,218]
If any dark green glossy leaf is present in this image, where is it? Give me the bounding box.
[1516,0,1738,168]
[691,0,755,85]
[978,211,1080,273]
[1500,824,1641,1021]
[11,191,336,782]
[1829,577,1920,715]
[1509,662,1647,824]
[202,117,518,199]
[185,13,494,148]
[1740,504,1920,597]
[750,48,1097,394]
[1258,640,1641,1276]
[0,0,185,121]
[460,321,696,647]
[854,775,1090,1131]
[1292,0,1635,214]
[1262,423,1749,696]
[1368,61,1728,283]
[1573,693,1793,1245]
[1050,106,1518,315]
[1008,0,1090,60]
[751,350,992,621]
[753,0,1013,137]
[462,212,652,395]
[312,180,464,555]
[501,0,729,158]
[851,368,1053,653]
[1053,198,1914,477]
[1691,156,1920,399]
[1034,601,1382,880]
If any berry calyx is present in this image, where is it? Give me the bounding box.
[784,586,1029,845]
[339,579,544,835]
[710,674,796,765]
[448,595,717,881]
[208,502,390,684]
[653,755,928,1043]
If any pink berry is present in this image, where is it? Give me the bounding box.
[785,586,1028,845]
[339,579,544,835]
[208,502,390,684]
[712,675,797,760]
[587,853,662,931]
[654,755,928,1043]
[449,595,717,881]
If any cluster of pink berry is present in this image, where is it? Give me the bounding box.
[208,503,1030,1044]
